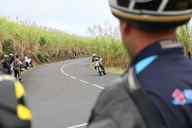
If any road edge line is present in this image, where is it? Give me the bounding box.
[66,123,88,128]
[60,61,104,90]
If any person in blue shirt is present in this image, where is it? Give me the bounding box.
[88,0,192,128]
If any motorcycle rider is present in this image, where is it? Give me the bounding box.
[9,53,15,75]
[92,54,100,63]
[27,56,33,68]
[24,56,30,69]
[13,55,22,81]
[92,53,106,75]
[88,0,192,128]
[9,53,15,64]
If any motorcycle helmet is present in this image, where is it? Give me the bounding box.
[92,53,97,57]
[4,54,8,58]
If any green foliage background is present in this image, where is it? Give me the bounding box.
[0,17,190,68]
[0,17,128,67]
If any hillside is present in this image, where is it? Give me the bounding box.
[0,17,191,70]
[0,17,128,68]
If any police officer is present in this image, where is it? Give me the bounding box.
[88,0,192,128]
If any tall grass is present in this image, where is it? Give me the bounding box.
[0,17,189,69]
[88,37,128,68]
[177,25,192,55]
[0,17,128,68]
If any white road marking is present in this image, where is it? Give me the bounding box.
[60,67,70,76]
[64,73,70,77]
[66,123,88,128]
[92,84,105,90]
[60,61,105,90]
[78,80,104,90]
[70,76,77,80]
[60,60,105,128]
[79,80,90,84]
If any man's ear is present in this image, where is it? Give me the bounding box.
[120,20,130,36]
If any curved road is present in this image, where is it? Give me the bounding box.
[23,58,118,128]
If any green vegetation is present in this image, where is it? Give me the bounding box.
[106,67,125,75]
[0,17,128,68]
[0,17,191,71]
[177,25,192,55]
[0,17,93,64]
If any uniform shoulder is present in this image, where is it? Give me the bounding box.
[89,74,146,128]
[94,74,130,111]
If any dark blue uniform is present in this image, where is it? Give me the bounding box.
[88,40,192,128]
[134,41,192,128]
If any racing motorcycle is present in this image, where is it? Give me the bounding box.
[23,56,33,70]
[94,59,106,76]
[13,60,23,81]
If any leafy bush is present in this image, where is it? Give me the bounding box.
[39,36,47,47]
[2,39,14,54]
[36,52,49,63]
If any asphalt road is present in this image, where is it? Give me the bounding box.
[23,58,119,128]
